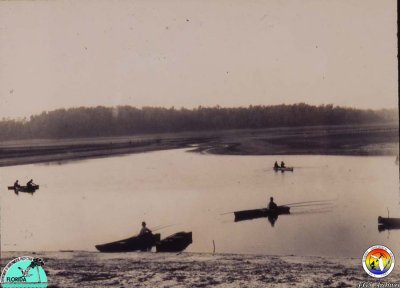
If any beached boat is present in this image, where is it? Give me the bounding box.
[95,233,161,252]
[234,206,290,222]
[378,216,400,231]
[8,185,39,193]
[273,167,294,172]
[156,232,192,252]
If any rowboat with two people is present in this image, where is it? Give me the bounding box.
[8,179,39,194]
[273,161,294,172]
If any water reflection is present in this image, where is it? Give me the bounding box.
[267,214,278,227]
[1,149,399,257]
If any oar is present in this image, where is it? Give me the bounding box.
[219,203,331,215]
[290,208,334,215]
[151,224,179,232]
[220,211,236,215]
[282,199,335,206]
[288,203,335,208]
[220,199,336,215]
[292,165,328,169]
[151,224,165,230]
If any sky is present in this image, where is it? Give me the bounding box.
[0,0,397,119]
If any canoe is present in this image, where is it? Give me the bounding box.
[8,185,39,193]
[95,233,161,252]
[156,232,192,252]
[273,167,294,172]
[234,206,290,222]
[378,217,400,231]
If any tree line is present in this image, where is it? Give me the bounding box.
[0,104,397,140]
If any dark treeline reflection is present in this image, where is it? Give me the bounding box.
[0,104,397,140]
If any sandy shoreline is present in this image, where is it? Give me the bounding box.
[0,124,398,167]
[3,251,396,287]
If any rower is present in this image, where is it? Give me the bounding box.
[274,161,279,169]
[14,180,20,189]
[139,222,152,235]
[280,161,285,168]
[27,179,35,189]
[268,197,278,210]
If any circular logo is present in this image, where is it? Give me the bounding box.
[1,256,47,288]
[362,245,395,278]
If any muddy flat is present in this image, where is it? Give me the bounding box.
[0,124,398,167]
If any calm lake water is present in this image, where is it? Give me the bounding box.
[1,148,399,257]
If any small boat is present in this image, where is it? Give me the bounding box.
[378,216,400,231]
[234,206,290,222]
[273,167,294,172]
[8,185,39,193]
[95,233,161,252]
[156,232,192,252]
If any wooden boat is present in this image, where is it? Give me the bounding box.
[156,232,192,252]
[234,206,290,222]
[8,185,39,193]
[273,167,294,172]
[95,233,161,252]
[378,216,400,231]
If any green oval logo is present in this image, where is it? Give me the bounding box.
[1,256,47,288]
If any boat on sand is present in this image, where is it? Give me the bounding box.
[96,231,193,253]
[156,232,192,252]
[95,233,161,252]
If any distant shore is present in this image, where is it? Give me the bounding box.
[1,251,389,287]
[0,124,398,167]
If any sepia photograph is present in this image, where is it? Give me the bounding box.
[0,0,398,287]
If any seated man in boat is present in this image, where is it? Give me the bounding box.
[14,180,20,189]
[274,161,279,169]
[280,161,285,168]
[268,197,278,210]
[139,222,152,236]
[26,179,35,189]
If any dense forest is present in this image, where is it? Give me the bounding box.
[0,104,398,140]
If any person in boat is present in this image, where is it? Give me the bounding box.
[280,161,285,168]
[274,161,279,169]
[26,179,35,189]
[268,197,278,210]
[139,222,152,236]
[14,180,20,189]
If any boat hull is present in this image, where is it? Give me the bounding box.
[273,167,294,172]
[8,185,39,193]
[156,232,192,252]
[234,206,290,222]
[378,217,400,231]
[95,233,161,252]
